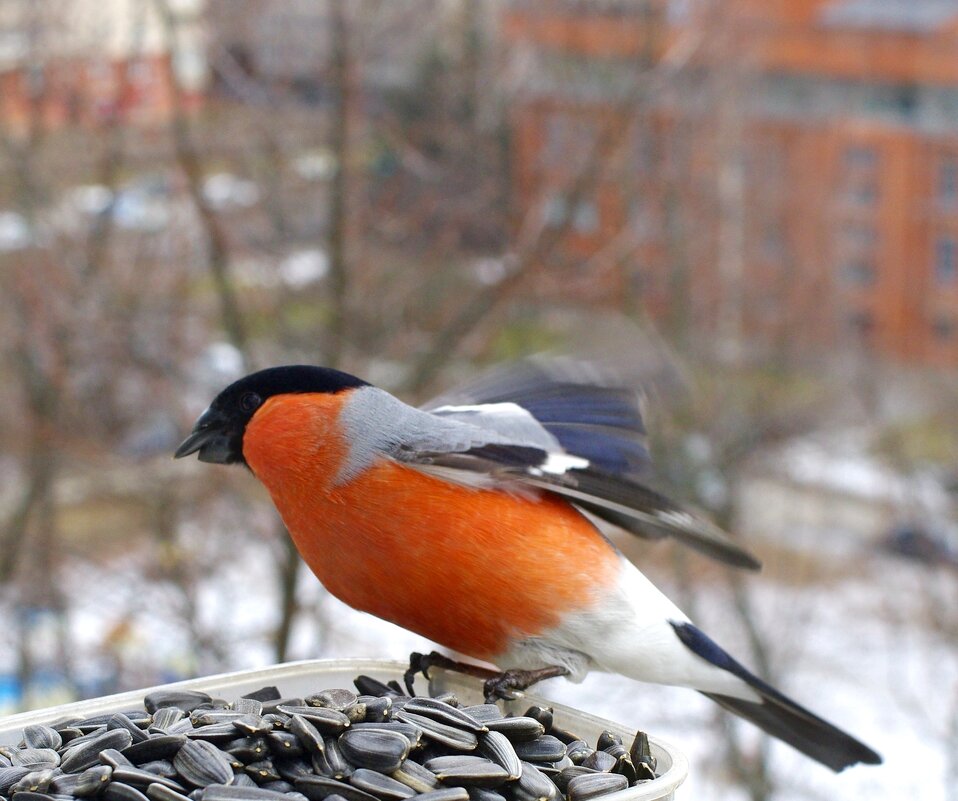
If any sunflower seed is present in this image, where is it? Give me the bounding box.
[108,716,150,745]
[322,738,352,780]
[579,751,615,774]
[430,762,511,789]
[338,730,409,774]
[295,776,378,801]
[522,708,553,732]
[123,736,188,765]
[11,791,60,801]
[421,756,487,773]
[476,733,520,781]
[241,688,281,704]
[393,714,476,752]
[413,791,469,801]
[274,757,312,784]
[628,732,655,780]
[22,727,62,751]
[266,732,302,758]
[145,784,193,801]
[459,708,501,725]
[348,769,415,801]
[348,725,419,749]
[482,719,543,744]
[245,760,281,784]
[13,769,57,794]
[187,726,240,744]
[103,783,151,801]
[389,761,438,794]
[565,773,628,801]
[232,718,271,738]
[224,738,268,764]
[352,678,395,698]
[277,709,350,736]
[138,761,178,779]
[399,701,484,735]
[63,730,134,773]
[261,699,303,716]
[306,690,357,712]
[144,693,213,716]
[99,750,134,770]
[512,762,556,801]
[50,773,82,796]
[172,741,234,788]
[595,733,620,752]
[264,782,295,795]
[11,749,59,769]
[232,700,263,718]
[553,766,598,793]
[151,710,186,734]
[564,741,592,765]
[463,789,504,801]
[288,717,325,756]
[0,767,31,793]
[112,767,186,792]
[201,786,291,801]
[358,699,391,724]
[513,736,565,764]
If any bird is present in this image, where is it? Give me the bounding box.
[174,360,881,772]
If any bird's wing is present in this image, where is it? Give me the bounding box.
[387,359,761,571]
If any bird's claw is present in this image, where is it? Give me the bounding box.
[404,651,430,696]
[483,666,570,703]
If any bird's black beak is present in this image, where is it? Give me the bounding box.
[174,408,234,463]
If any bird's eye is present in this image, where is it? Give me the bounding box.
[239,392,262,413]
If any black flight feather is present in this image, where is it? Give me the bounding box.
[672,622,882,771]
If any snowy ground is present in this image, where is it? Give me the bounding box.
[0,539,952,801]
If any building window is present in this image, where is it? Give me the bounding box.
[843,145,878,169]
[542,194,567,227]
[843,223,877,250]
[935,236,958,285]
[839,261,876,287]
[841,145,879,206]
[932,316,956,341]
[939,161,958,205]
[572,200,599,233]
[845,310,874,339]
[848,179,878,206]
[540,114,597,170]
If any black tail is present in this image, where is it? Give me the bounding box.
[672,622,881,771]
[703,690,882,772]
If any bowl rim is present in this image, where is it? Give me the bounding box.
[0,658,688,801]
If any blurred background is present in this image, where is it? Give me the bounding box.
[0,0,955,799]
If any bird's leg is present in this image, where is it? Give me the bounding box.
[404,651,500,696]
[404,651,570,701]
[483,666,570,703]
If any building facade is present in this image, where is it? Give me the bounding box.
[0,0,206,132]
[503,0,958,367]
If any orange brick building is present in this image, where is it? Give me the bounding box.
[504,0,958,367]
[0,0,206,133]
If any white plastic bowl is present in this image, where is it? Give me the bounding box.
[0,659,687,801]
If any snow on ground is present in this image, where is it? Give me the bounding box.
[1,539,951,801]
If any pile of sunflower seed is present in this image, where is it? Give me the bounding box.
[0,675,658,801]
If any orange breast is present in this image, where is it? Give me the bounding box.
[243,392,620,661]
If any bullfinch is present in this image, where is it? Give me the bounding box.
[175,360,881,771]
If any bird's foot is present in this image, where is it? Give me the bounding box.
[404,652,570,701]
[404,651,500,696]
[482,665,570,703]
